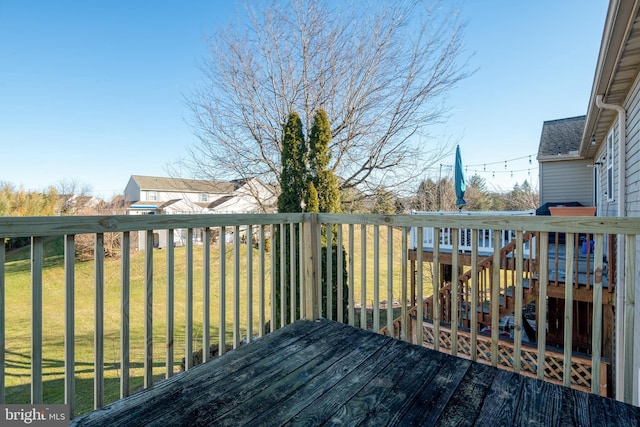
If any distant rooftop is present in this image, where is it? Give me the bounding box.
[537,115,586,159]
[130,175,246,193]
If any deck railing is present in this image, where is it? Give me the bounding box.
[409,210,536,256]
[0,212,638,417]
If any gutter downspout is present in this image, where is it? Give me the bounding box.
[595,94,626,400]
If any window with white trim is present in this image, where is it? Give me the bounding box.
[148,191,157,201]
[200,193,209,202]
[606,128,615,202]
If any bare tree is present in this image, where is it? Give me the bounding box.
[185,0,471,199]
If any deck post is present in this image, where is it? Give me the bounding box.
[303,214,320,320]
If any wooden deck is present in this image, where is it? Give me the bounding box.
[71,319,639,426]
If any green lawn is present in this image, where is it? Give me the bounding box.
[3,226,435,416]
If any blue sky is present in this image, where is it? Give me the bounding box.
[0,1,608,199]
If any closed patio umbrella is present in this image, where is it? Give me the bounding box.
[455,145,466,210]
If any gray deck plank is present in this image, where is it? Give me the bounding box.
[70,318,640,427]
[394,353,471,426]
[71,319,332,426]
[433,361,498,427]
[175,320,367,426]
[474,369,523,426]
[513,376,563,426]
[209,322,393,426]
[557,387,592,427]
[352,349,448,426]
[588,392,637,427]
[282,337,409,426]
[321,343,444,426]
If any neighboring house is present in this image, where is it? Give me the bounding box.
[541,0,640,404]
[58,194,101,215]
[124,175,276,248]
[537,116,595,207]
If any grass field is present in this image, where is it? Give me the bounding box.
[3,226,435,416]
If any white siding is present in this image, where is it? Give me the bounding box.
[539,158,594,206]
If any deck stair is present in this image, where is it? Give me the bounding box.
[382,231,539,338]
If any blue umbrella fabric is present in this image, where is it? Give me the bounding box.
[454,145,467,209]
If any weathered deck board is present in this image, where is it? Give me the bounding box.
[71,319,639,427]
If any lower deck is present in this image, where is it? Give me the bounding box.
[71,319,639,426]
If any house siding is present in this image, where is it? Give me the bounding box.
[596,121,620,218]
[622,64,640,405]
[625,70,640,218]
[539,158,594,206]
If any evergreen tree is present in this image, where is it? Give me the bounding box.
[308,109,347,321]
[306,182,319,213]
[308,109,341,214]
[274,111,307,329]
[278,112,307,213]
[372,187,397,214]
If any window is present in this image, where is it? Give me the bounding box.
[148,191,158,201]
[200,193,209,202]
[606,129,615,202]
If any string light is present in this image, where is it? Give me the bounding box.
[464,153,536,168]
[438,152,537,184]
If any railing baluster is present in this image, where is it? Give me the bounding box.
[269,224,275,334]
[360,224,367,330]
[279,224,286,329]
[387,226,393,336]
[327,223,333,321]
[624,233,636,403]
[348,224,355,326]
[373,225,379,332]
[233,225,240,348]
[337,225,344,324]
[219,226,227,354]
[164,230,172,379]
[121,232,130,396]
[513,231,524,374]
[143,231,153,389]
[416,227,423,346]
[0,238,4,403]
[31,236,43,404]
[451,228,459,356]
[95,233,105,407]
[246,225,253,342]
[490,230,500,368]
[401,227,408,342]
[433,228,440,351]
[299,223,304,320]
[259,225,266,336]
[64,234,75,416]
[185,229,193,370]
[591,234,604,394]
[563,232,575,387]
[203,227,211,361]
[289,223,296,323]
[315,219,322,318]
[537,232,549,380]
[470,229,478,362]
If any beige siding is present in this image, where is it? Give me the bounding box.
[539,159,594,206]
